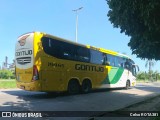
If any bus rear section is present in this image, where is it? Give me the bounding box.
[15,32,41,91]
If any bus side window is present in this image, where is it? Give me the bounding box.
[102,53,106,65]
[115,56,124,67]
[102,53,110,65]
[41,37,55,56]
[132,66,136,76]
[90,50,103,65]
[107,54,115,66]
[124,59,133,71]
[49,39,51,47]
[41,37,73,59]
[76,46,90,62]
[115,56,120,67]
[121,58,126,68]
[117,57,122,67]
[61,42,76,60]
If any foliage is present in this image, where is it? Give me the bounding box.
[0,80,16,89]
[136,71,160,81]
[107,0,160,60]
[136,72,146,80]
[0,70,15,79]
[145,60,155,71]
[145,60,155,80]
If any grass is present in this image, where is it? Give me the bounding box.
[136,79,160,83]
[0,79,17,89]
[136,79,150,83]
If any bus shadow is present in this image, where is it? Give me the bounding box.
[0,90,70,99]
[1,87,126,100]
[1,82,159,100]
[91,87,126,93]
[0,88,135,112]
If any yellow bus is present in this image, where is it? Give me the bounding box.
[15,32,139,94]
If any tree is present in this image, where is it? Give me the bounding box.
[107,0,160,60]
[145,60,155,73]
[136,71,146,80]
[145,60,155,81]
[153,70,159,81]
[137,71,160,81]
[0,70,15,79]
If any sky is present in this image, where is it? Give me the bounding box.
[0,0,159,72]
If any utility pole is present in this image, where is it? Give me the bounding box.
[72,7,83,43]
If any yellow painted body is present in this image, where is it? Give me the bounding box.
[15,32,134,92]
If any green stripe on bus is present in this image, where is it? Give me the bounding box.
[102,67,124,84]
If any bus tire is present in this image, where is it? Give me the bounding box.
[67,79,80,94]
[125,80,130,90]
[81,79,92,93]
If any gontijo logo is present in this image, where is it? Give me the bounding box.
[18,34,29,46]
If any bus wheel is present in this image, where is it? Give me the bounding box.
[125,80,130,90]
[81,80,92,93]
[68,80,80,94]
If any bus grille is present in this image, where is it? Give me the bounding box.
[16,57,31,65]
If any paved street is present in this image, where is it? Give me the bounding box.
[0,82,160,120]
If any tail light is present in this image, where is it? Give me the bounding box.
[32,65,39,81]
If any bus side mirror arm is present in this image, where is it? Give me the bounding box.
[137,66,139,71]
[132,64,140,71]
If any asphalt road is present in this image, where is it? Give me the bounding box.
[0,82,160,120]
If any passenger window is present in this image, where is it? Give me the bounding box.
[41,37,90,63]
[115,56,124,67]
[107,54,115,66]
[90,50,103,65]
[76,46,90,62]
